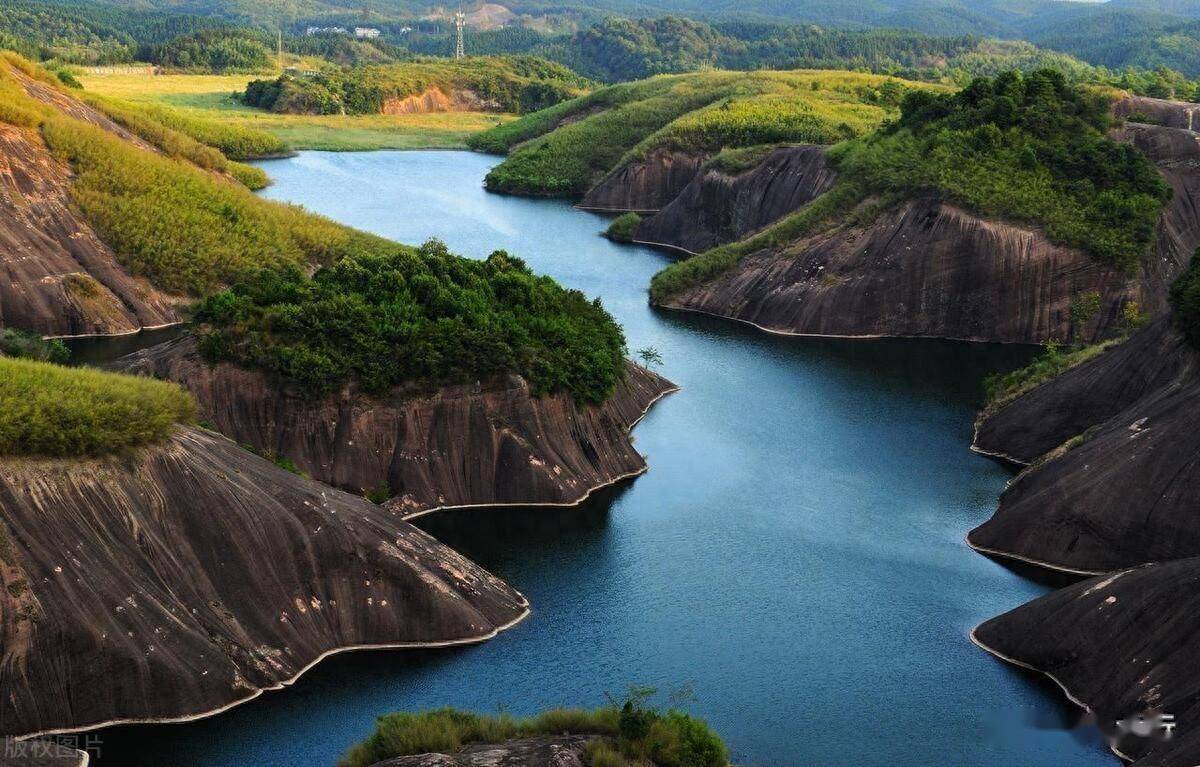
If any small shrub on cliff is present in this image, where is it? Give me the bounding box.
[194,240,627,403]
[1170,252,1200,347]
[338,701,726,767]
[0,358,194,456]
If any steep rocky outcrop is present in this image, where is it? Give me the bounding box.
[974,317,1194,464]
[117,336,676,516]
[0,427,527,738]
[633,146,836,255]
[370,735,595,767]
[578,149,705,213]
[968,319,1200,574]
[0,120,178,338]
[1113,94,1200,132]
[665,198,1140,344]
[974,560,1200,767]
[609,97,1200,344]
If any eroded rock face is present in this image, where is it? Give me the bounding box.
[974,561,1200,767]
[381,88,502,115]
[579,150,705,213]
[0,428,527,738]
[634,146,836,255]
[665,198,1139,343]
[1113,95,1200,132]
[117,337,676,516]
[974,317,1195,464]
[371,735,595,767]
[968,319,1200,574]
[624,98,1200,344]
[0,123,179,337]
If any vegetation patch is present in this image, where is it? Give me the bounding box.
[982,339,1121,413]
[0,329,69,364]
[194,241,626,404]
[0,357,194,457]
[606,212,642,243]
[829,69,1169,271]
[473,70,923,197]
[85,93,287,160]
[242,57,589,116]
[1170,249,1200,348]
[339,699,726,767]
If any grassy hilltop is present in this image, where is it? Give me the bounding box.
[470,69,935,197]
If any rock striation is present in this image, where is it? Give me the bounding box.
[369,735,596,767]
[0,427,527,738]
[666,198,1140,343]
[974,560,1200,767]
[116,336,676,516]
[578,149,705,213]
[633,146,836,255]
[581,96,1200,345]
[968,318,1200,574]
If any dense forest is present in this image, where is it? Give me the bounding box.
[242,56,589,115]
[194,242,628,403]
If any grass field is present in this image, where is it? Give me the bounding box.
[78,73,512,151]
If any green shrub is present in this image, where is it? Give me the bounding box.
[338,703,724,767]
[0,357,194,456]
[829,69,1169,271]
[606,212,642,242]
[982,339,1119,411]
[194,241,627,404]
[0,328,69,363]
[1170,250,1200,347]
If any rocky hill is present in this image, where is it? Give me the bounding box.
[0,427,527,738]
[117,336,676,514]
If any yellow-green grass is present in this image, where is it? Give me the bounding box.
[473,69,943,196]
[0,357,195,457]
[78,73,513,151]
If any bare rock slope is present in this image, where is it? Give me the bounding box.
[0,428,527,738]
[974,560,1200,767]
[968,318,1200,574]
[370,735,595,767]
[117,336,676,516]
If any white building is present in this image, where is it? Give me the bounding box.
[355,27,381,39]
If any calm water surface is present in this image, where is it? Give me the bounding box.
[97,151,1110,767]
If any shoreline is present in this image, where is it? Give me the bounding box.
[14,602,531,742]
[969,627,1134,763]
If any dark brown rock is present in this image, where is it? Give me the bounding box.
[968,321,1200,574]
[664,198,1140,344]
[371,735,596,767]
[634,146,836,255]
[116,337,677,515]
[973,559,1200,766]
[578,149,705,213]
[0,428,527,738]
[973,317,1196,464]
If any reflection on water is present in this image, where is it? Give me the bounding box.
[94,151,1109,767]
[63,325,184,368]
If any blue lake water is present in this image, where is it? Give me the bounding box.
[96,150,1111,767]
